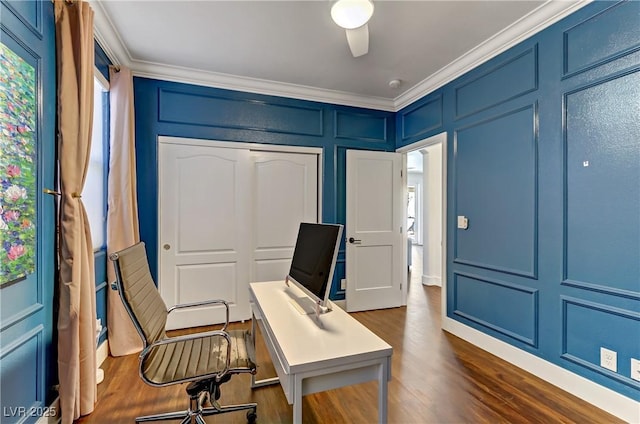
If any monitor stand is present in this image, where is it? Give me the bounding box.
[289,297,331,317]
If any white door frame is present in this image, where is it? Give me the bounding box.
[157,135,323,300]
[396,132,447,321]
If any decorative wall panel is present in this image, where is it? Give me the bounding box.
[399,95,442,142]
[454,273,538,346]
[562,297,640,389]
[455,46,537,118]
[334,110,387,142]
[2,0,42,38]
[159,88,324,136]
[454,105,538,278]
[563,70,640,298]
[0,326,44,423]
[563,1,640,77]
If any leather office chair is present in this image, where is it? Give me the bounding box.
[110,242,258,424]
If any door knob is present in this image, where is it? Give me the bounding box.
[163,244,171,250]
[348,237,361,245]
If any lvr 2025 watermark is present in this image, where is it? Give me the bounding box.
[3,406,57,418]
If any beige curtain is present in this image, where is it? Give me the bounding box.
[54,0,97,423]
[106,65,143,356]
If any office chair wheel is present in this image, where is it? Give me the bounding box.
[246,409,257,424]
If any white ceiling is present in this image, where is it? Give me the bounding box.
[91,0,586,111]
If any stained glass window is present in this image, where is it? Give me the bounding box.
[0,42,37,285]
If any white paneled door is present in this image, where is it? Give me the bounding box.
[346,150,404,312]
[159,140,318,329]
[160,144,251,328]
[251,151,318,283]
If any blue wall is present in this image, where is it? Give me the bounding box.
[396,0,639,401]
[133,79,395,299]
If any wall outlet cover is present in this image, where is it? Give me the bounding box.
[600,347,617,372]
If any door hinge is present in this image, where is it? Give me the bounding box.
[400,169,403,178]
[400,226,403,233]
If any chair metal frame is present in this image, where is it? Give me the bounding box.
[110,243,257,424]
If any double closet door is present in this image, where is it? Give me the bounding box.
[159,138,319,329]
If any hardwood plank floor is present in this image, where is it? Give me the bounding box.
[78,260,622,423]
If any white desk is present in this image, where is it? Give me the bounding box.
[249,280,392,424]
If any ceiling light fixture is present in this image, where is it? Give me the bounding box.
[331,0,374,30]
[331,0,374,57]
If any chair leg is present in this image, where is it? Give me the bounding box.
[178,414,207,424]
[135,409,189,422]
[200,402,257,417]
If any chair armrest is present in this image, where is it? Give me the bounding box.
[140,330,233,379]
[167,299,229,330]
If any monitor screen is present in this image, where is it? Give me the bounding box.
[287,222,343,308]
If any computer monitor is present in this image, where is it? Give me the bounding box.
[286,222,343,315]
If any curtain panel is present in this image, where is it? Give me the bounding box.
[54,0,97,422]
[106,65,142,356]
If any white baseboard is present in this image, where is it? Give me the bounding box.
[422,275,442,286]
[97,339,109,367]
[443,317,640,423]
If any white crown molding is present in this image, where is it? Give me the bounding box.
[131,59,397,111]
[89,0,132,68]
[393,0,593,111]
[443,317,640,423]
[90,0,591,112]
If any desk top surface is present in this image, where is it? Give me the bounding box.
[250,280,392,373]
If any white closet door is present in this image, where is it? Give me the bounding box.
[251,151,318,283]
[159,143,251,329]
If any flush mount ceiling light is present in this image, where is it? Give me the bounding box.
[331,0,374,29]
[331,0,374,57]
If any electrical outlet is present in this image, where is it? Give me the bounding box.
[631,358,640,382]
[600,347,617,372]
[340,279,346,290]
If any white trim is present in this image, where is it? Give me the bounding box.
[158,136,323,156]
[132,60,396,112]
[421,275,441,287]
[393,0,592,110]
[90,0,590,112]
[443,317,640,423]
[397,132,448,322]
[89,0,131,68]
[97,339,109,367]
[94,66,109,90]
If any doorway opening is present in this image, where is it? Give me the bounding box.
[398,132,447,319]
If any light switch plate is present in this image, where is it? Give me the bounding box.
[457,215,469,230]
[631,358,640,382]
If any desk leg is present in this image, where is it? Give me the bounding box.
[293,376,303,424]
[378,361,388,424]
[250,307,280,389]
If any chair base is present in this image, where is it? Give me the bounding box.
[135,403,258,424]
[135,383,257,424]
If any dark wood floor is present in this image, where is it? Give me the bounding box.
[78,267,622,423]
